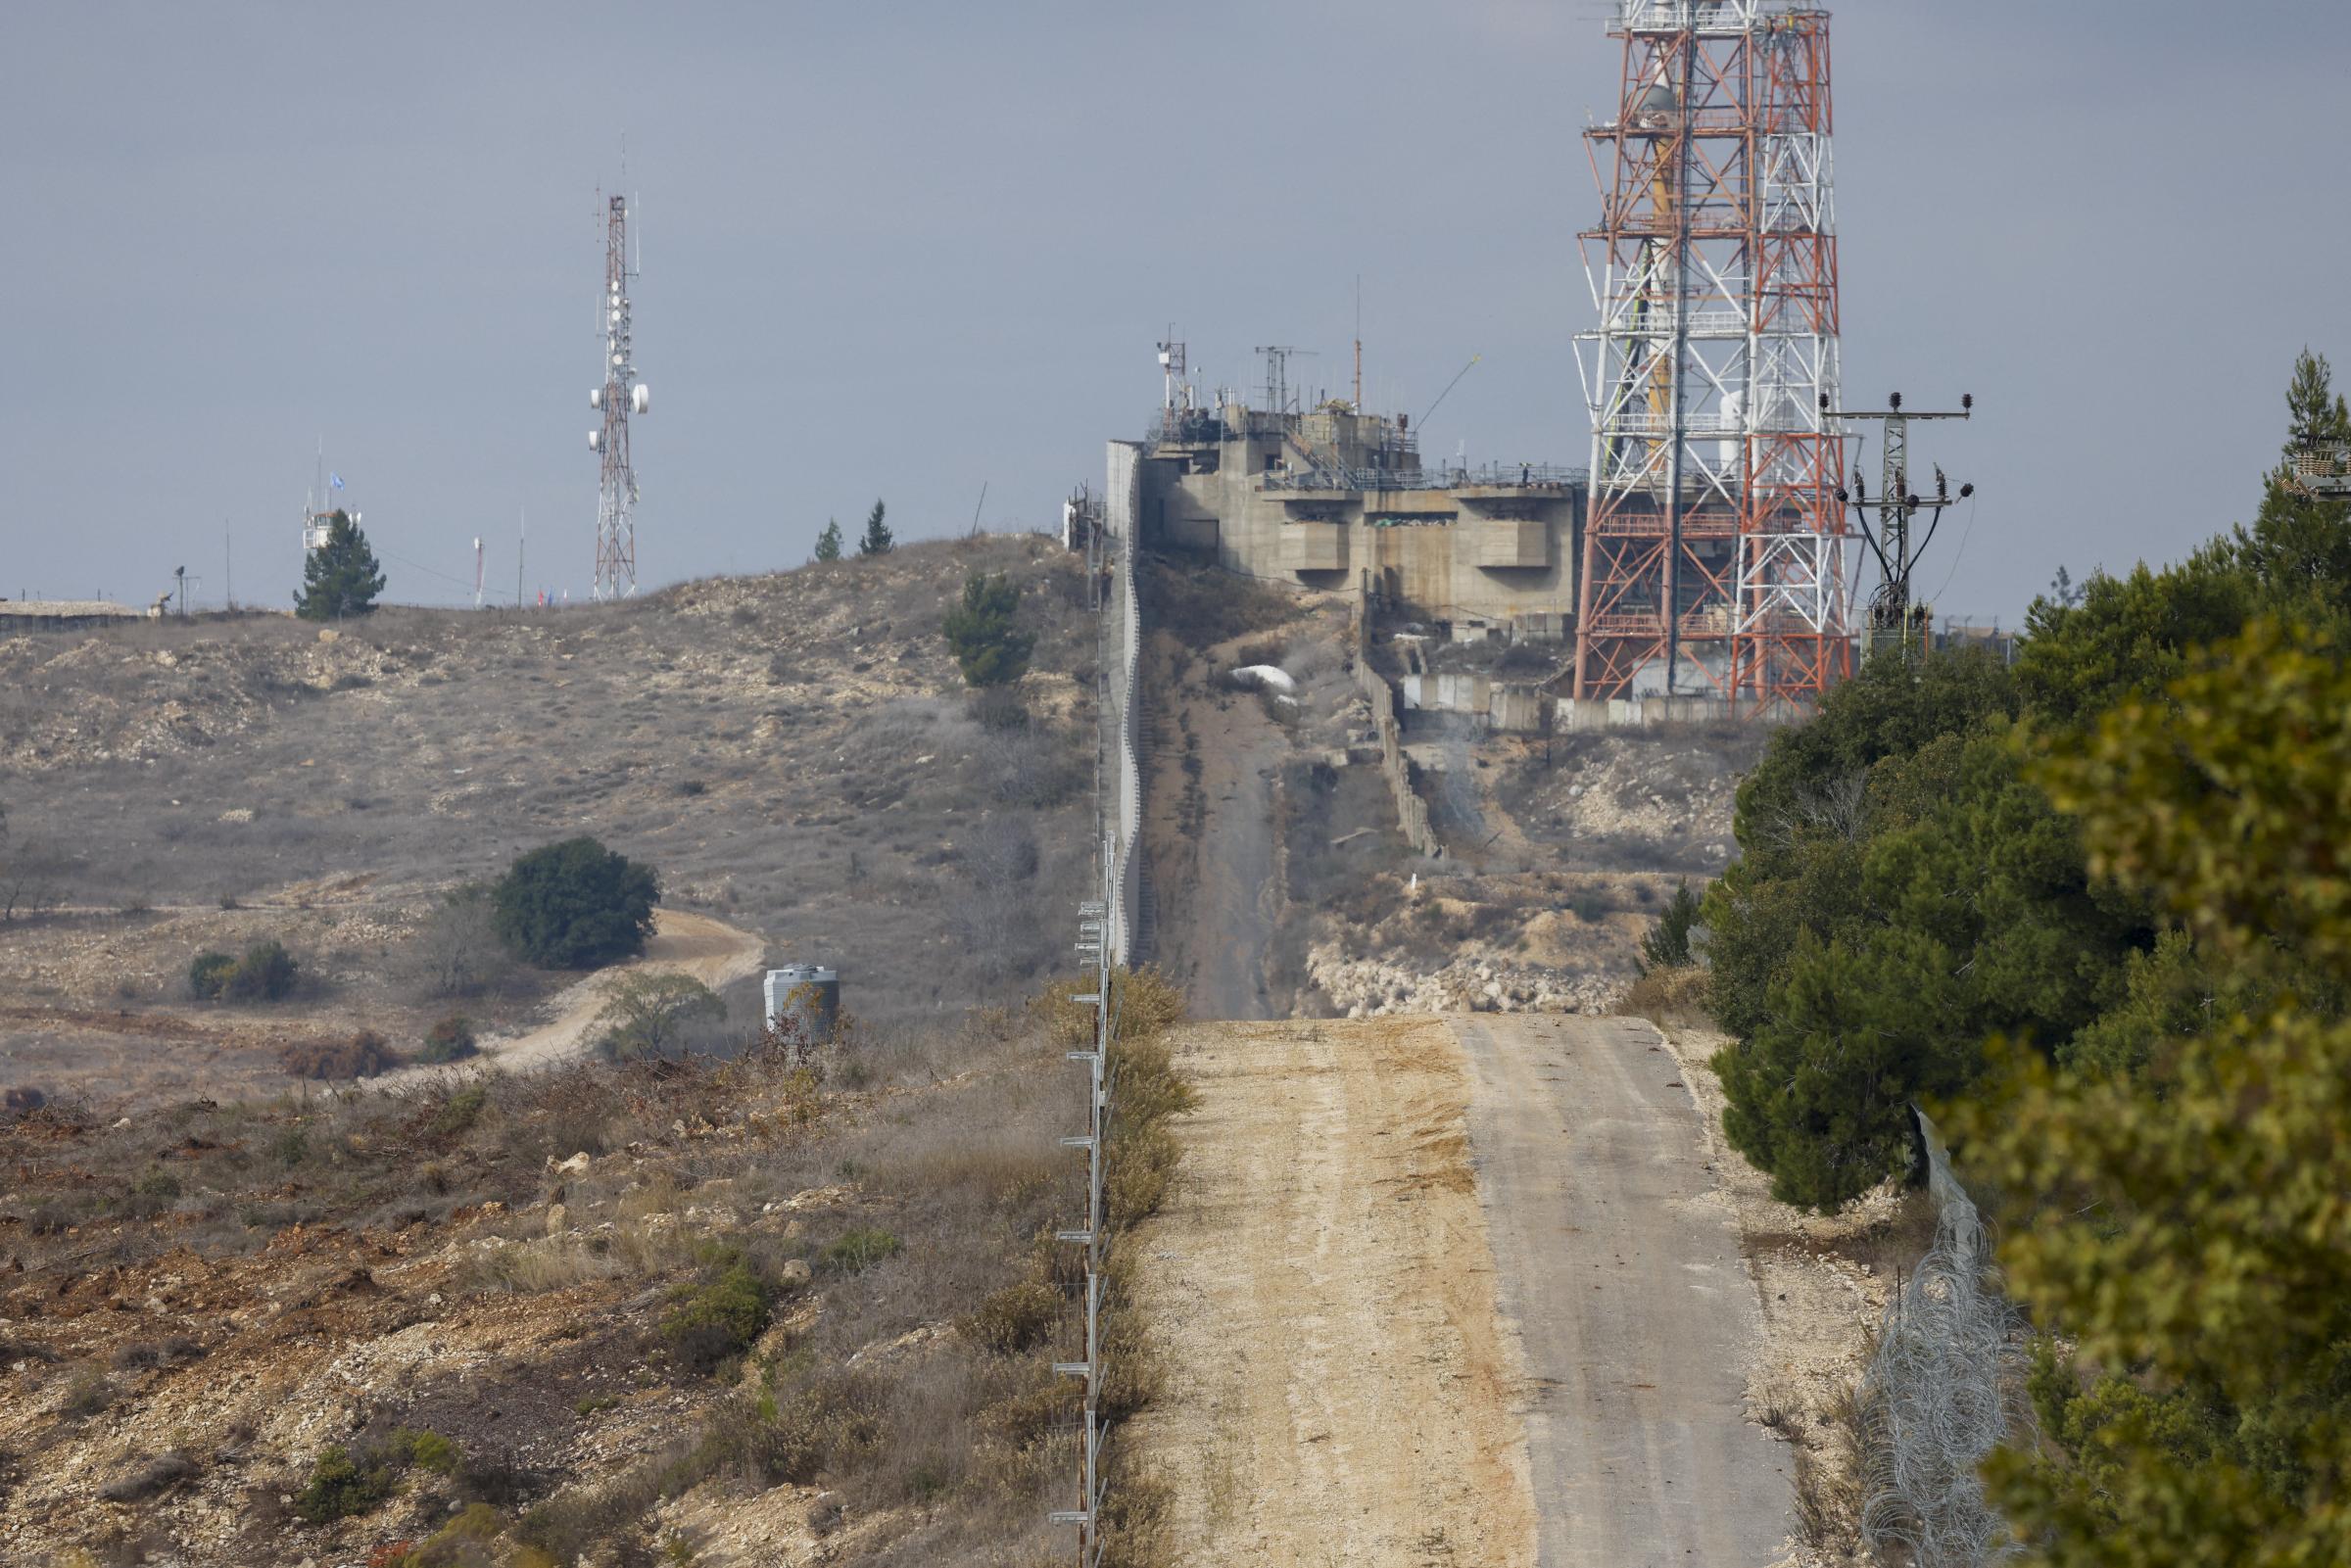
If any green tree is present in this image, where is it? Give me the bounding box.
[1950,619,2351,1566]
[223,938,298,1001]
[857,499,893,557]
[2229,349,2351,627]
[2012,551,2255,729]
[1637,879,1703,973]
[594,972,724,1060]
[490,837,659,970]
[294,510,386,621]
[1711,727,2138,1211]
[1704,646,2022,1042]
[813,516,843,563]
[941,571,1034,688]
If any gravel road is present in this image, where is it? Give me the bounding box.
[1456,1013,1794,1566]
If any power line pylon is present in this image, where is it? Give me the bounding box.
[591,192,648,598]
[1574,1,1849,707]
[1832,390,1974,661]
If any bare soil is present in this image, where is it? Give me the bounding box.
[1124,1018,1537,1565]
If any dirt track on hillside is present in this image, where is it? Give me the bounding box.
[374,909,767,1088]
[1125,1017,1537,1565]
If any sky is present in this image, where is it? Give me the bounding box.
[5,1,2348,623]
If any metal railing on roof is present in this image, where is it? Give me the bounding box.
[1262,460,1587,495]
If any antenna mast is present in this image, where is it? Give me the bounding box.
[591,189,649,598]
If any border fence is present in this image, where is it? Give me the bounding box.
[1054,446,1149,1562]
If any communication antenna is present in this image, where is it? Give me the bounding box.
[591,185,650,598]
[1418,353,1483,429]
[1829,391,1976,660]
[1252,345,1316,418]
[517,506,527,609]
[1354,277,1365,411]
[1156,330,1188,412]
[473,537,485,609]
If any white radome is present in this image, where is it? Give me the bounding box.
[590,388,602,409]
[588,430,602,451]
[631,384,650,415]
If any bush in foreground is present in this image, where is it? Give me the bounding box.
[418,1015,478,1064]
[942,571,1034,688]
[282,1030,398,1081]
[188,951,237,999]
[662,1258,775,1373]
[593,973,723,1062]
[293,1444,392,1523]
[491,837,659,970]
[223,939,298,1002]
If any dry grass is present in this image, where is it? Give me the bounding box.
[1614,962,1712,1023]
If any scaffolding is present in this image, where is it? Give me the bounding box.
[1574,0,1850,705]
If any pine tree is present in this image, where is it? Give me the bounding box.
[1954,620,2351,1566]
[2231,350,2351,619]
[857,499,893,557]
[941,571,1034,688]
[813,517,843,563]
[294,511,386,621]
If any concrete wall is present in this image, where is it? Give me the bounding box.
[1400,674,1747,734]
[1352,601,1440,858]
[1102,443,1147,967]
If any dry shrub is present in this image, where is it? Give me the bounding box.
[1033,966,1186,1051]
[872,1124,1061,1212]
[1794,1383,1868,1550]
[1613,962,1711,1024]
[98,1450,196,1503]
[961,1278,1062,1354]
[1097,1456,1178,1568]
[281,1030,398,1080]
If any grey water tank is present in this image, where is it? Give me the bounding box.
[763,966,840,1044]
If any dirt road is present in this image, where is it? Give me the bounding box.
[1132,1013,1792,1565]
[1127,1018,1537,1565]
[376,909,767,1088]
[1143,654,1287,1023]
[1457,1014,1793,1565]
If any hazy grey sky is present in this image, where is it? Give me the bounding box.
[6,1,2347,622]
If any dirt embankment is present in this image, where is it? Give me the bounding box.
[1124,1018,1536,1565]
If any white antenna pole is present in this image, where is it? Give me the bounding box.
[517,507,527,608]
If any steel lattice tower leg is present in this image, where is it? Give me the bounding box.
[1574,2,1849,707]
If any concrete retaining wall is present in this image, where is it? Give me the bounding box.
[1102,443,1147,966]
[1398,672,1746,735]
[1353,602,1440,857]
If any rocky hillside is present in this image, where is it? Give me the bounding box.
[0,536,1098,1109]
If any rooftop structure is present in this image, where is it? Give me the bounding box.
[1114,356,1587,641]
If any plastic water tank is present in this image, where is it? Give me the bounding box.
[763,966,839,1045]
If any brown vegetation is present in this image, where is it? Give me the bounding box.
[0,980,1165,1565]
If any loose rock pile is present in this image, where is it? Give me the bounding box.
[1307,942,1620,1019]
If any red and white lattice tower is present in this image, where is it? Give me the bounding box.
[1573,1,1848,705]
[591,193,648,598]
